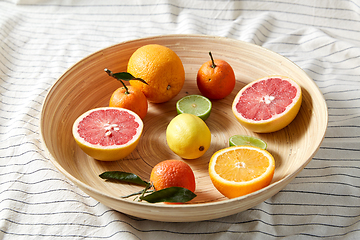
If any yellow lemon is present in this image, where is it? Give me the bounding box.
[166,113,211,159]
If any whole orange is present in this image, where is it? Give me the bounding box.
[127,44,185,103]
[197,52,236,99]
[109,86,148,119]
[150,160,196,192]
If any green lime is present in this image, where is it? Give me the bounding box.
[229,135,267,149]
[176,95,212,121]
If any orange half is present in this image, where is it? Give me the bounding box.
[209,146,275,198]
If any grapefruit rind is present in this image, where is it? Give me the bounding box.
[232,75,302,133]
[72,107,143,161]
[208,146,275,199]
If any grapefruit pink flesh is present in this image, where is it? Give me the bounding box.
[77,109,139,146]
[232,76,302,133]
[73,107,143,161]
[235,77,297,121]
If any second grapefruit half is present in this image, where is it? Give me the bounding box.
[232,76,302,133]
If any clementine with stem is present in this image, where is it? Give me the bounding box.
[197,52,236,100]
[106,68,148,119]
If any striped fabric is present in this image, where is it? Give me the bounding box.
[1,0,359,239]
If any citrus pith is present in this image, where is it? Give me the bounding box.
[127,44,185,103]
[232,75,302,133]
[209,146,275,198]
[72,107,143,161]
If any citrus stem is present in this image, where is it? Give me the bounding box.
[138,183,153,202]
[104,68,130,94]
[121,189,154,199]
[209,51,216,68]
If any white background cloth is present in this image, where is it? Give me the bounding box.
[1,0,359,239]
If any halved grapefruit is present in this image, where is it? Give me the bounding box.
[72,107,143,161]
[232,76,302,133]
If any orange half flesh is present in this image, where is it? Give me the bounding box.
[209,146,275,198]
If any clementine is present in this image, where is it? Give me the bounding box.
[127,44,185,103]
[150,160,196,193]
[109,86,148,119]
[197,52,236,99]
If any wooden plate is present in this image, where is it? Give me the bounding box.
[40,34,328,222]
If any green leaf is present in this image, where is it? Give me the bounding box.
[99,171,149,186]
[140,187,197,203]
[112,72,148,85]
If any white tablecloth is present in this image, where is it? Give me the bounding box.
[1,0,359,239]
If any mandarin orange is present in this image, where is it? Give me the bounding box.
[150,160,196,193]
[197,52,235,99]
[109,86,148,119]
